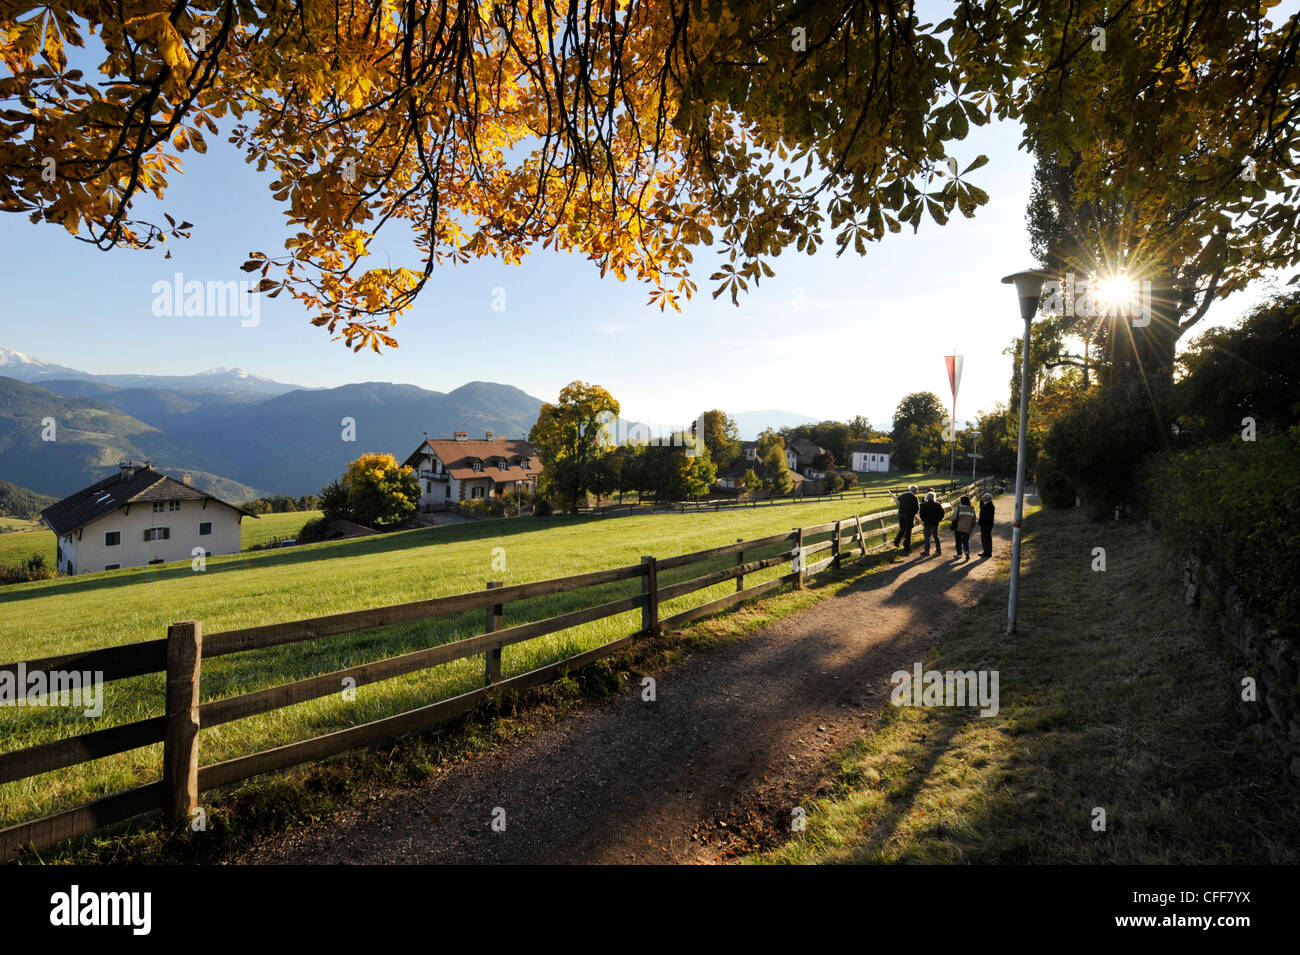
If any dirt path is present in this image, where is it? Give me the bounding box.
[235,513,1017,865]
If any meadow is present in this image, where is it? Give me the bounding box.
[0,470,960,832]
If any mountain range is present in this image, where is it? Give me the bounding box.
[0,348,825,503]
[0,350,545,499]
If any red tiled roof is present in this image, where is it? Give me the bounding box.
[405,438,542,485]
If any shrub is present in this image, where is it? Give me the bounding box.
[1042,380,1164,510]
[1034,450,1077,509]
[297,516,332,544]
[0,553,57,585]
[1140,428,1300,637]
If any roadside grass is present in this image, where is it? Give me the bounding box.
[0,492,943,837]
[755,504,1300,864]
[18,518,917,863]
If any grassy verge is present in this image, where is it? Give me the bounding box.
[20,534,913,863]
[754,504,1300,864]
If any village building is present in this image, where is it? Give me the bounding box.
[715,441,807,491]
[402,431,542,510]
[40,463,255,575]
[849,441,894,472]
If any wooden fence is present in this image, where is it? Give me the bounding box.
[0,477,997,859]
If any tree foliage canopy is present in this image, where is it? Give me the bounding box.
[7,2,1292,350]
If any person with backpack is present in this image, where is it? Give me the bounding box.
[950,494,977,560]
[892,485,920,553]
[978,492,995,558]
[918,491,945,557]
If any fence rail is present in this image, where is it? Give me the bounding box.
[0,476,999,859]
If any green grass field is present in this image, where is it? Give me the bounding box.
[0,485,959,833]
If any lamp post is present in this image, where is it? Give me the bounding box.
[1000,269,1047,635]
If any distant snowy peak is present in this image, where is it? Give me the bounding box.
[1,347,54,367]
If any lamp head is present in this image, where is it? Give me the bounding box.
[1001,269,1049,321]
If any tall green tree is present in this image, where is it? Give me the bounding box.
[756,430,794,494]
[529,382,620,513]
[698,410,741,471]
[1174,290,1300,441]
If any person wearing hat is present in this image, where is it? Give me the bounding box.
[978,492,995,558]
[918,490,945,556]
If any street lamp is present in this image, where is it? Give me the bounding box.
[1000,269,1048,635]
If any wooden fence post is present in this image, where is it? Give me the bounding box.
[484,581,503,685]
[832,520,842,568]
[641,556,659,636]
[736,539,745,592]
[794,526,805,589]
[163,620,201,826]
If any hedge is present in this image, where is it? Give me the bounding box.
[1140,428,1299,636]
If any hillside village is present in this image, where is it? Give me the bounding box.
[1,351,954,576]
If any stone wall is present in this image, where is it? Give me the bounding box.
[1182,554,1300,780]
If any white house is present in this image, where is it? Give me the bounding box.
[402,432,542,510]
[41,463,255,575]
[739,440,799,472]
[850,441,893,472]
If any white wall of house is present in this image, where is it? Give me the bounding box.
[852,451,892,473]
[57,500,243,575]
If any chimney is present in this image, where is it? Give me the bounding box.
[485,430,494,441]
[453,431,468,442]
[118,460,136,482]
[181,473,192,486]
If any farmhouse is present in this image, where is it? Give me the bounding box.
[738,440,799,472]
[789,438,830,478]
[403,431,542,510]
[715,442,807,492]
[40,463,255,575]
[849,441,893,472]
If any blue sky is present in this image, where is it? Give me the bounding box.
[0,15,1287,432]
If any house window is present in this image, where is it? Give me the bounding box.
[471,486,485,499]
[143,527,170,542]
[153,502,165,513]
[199,522,213,536]
[105,531,121,547]
[500,461,509,471]
[104,564,120,571]
[57,545,63,562]
[444,485,450,498]
[169,501,182,512]
[522,459,530,469]
[473,461,482,472]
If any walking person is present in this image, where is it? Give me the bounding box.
[918,491,944,556]
[892,485,920,553]
[978,492,995,558]
[951,494,977,560]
